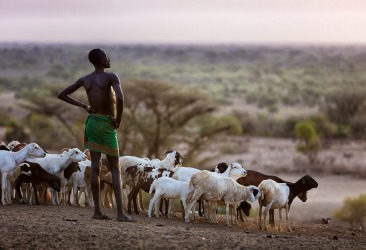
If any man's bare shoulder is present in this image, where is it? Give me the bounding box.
[78,73,95,83]
[105,72,120,83]
[105,71,119,78]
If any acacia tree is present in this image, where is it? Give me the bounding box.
[120,79,241,160]
[19,84,86,148]
[18,80,241,163]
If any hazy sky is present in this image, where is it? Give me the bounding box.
[1,0,366,45]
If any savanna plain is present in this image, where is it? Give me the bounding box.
[0,44,366,249]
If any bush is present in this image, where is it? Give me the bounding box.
[295,120,321,164]
[334,194,366,229]
[4,121,30,143]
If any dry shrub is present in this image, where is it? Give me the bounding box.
[334,194,366,229]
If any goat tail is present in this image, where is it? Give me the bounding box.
[259,187,269,203]
[149,179,157,194]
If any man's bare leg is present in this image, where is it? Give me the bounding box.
[90,151,111,219]
[106,154,135,222]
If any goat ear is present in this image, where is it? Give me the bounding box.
[302,176,306,185]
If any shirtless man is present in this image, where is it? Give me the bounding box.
[58,48,133,222]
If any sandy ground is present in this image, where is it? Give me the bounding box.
[0,203,365,250]
[1,173,365,250]
[1,129,365,249]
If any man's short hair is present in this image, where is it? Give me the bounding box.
[88,48,104,65]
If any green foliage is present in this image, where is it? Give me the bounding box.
[321,90,366,139]
[295,120,321,164]
[232,110,256,135]
[334,194,366,229]
[47,63,71,79]
[197,115,242,137]
[4,120,30,143]
[117,79,237,164]
[309,114,337,140]
[323,90,366,122]
[0,109,9,126]
[26,113,62,147]
[2,44,366,109]
[3,44,366,144]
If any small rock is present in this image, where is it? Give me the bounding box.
[185,227,190,230]
[156,223,164,227]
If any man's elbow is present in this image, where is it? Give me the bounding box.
[57,92,66,100]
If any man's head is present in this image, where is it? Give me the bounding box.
[88,48,110,68]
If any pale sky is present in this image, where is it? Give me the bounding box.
[1,0,366,45]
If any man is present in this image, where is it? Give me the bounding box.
[58,48,133,222]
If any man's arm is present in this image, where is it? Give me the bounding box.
[110,73,124,128]
[58,78,95,113]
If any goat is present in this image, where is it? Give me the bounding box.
[7,141,20,150]
[67,160,91,206]
[148,177,194,219]
[120,150,185,212]
[237,170,313,225]
[214,164,310,227]
[100,167,114,209]
[258,175,318,232]
[5,163,32,204]
[11,143,28,152]
[16,161,62,205]
[26,148,86,205]
[185,170,260,226]
[0,143,46,205]
[126,164,173,214]
[203,162,248,222]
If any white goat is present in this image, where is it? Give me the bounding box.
[7,141,20,151]
[258,179,291,232]
[67,160,92,206]
[185,170,260,226]
[0,143,46,205]
[120,150,185,211]
[5,163,32,204]
[174,162,247,221]
[148,177,194,219]
[27,148,87,205]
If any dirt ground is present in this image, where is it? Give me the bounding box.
[0,204,365,250]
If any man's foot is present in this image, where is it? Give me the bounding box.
[92,213,112,220]
[117,215,136,222]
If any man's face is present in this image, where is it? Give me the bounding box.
[100,50,111,68]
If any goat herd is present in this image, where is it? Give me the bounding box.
[0,140,319,232]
